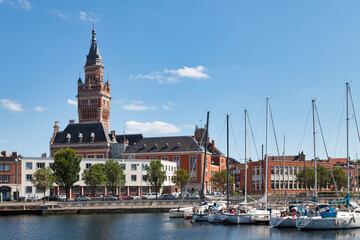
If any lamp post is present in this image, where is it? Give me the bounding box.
[15,155,22,201]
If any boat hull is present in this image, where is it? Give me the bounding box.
[193,213,209,222]
[296,215,360,230]
[208,213,225,223]
[270,217,297,228]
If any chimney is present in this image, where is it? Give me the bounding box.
[1,151,6,157]
[212,140,215,151]
[11,152,17,158]
[54,121,59,133]
[41,153,47,158]
[69,119,75,124]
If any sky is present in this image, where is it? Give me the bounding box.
[2,0,360,162]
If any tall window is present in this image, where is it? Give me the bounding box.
[37,163,45,169]
[26,174,32,181]
[131,164,137,171]
[26,162,32,170]
[161,156,168,161]
[142,164,147,171]
[26,186,32,193]
[190,156,197,169]
[173,156,180,168]
[120,164,126,170]
[131,175,137,182]
[85,163,92,169]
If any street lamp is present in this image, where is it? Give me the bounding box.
[15,155,22,201]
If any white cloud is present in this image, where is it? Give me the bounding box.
[1,0,31,10]
[48,9,68,19]
[67,99,77,106]
[0,99,23,112]
[184,124,194,129]
[165,66,209,79]
[130,65,209,84]
[125,121,181,134]
[161,101,176,110]
[34,106,47,112]
[122,103,156,111]
[80,11,101,22]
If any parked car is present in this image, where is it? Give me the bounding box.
[120,195,133,200]
[160,194,175,200]
[92,195,104,201]
[142,193,159,200]
[42,196,59,201]
[103,195,117,201]
[27,196,41,202]
[75,195,91,201]
[114,194,122,200]
[132,196,141,200]
[55,195,66,201]
[186,193,200,199]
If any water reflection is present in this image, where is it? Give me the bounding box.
[2,214,360,239]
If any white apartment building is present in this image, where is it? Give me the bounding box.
[21,157,177,199]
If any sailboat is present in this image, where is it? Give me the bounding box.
[270,100,322,228]
[222,101,272,224]
[169,112,210,219]
[208,114,233,223]
[296,82,360,230]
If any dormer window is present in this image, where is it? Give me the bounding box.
[90,132,95,142]
[66,134,71,143]
[78,133,83,143]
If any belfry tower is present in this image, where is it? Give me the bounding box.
[77,27,111,130]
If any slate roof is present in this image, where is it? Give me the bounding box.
[115,134,143,145]
[53,122,112,144]
[125,136,203,153]
[86,27,103,67]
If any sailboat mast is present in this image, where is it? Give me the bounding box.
[226,114,230,208]
[346,82,350,195]
[201,111,210,202]
[244,109,248,203]
[312,99,317,202]
[283,135,286,197]
[265,98,269,200]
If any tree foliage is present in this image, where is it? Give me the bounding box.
[333,167,347,190]
[82,164,107,197]
[32,167,56,204]
[171,168,190,194]
[317,165,331,191]
[52,148,82,200]
[211,169,234,193]
[104,159,126,195]
[146,160,166,199]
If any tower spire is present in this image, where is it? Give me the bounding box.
[86,25,102,67]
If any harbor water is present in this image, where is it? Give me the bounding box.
[1,213,360,240]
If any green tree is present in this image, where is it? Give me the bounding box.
[171,168,190,194]
[317,165,331,191]
[146,160,166,199]
[104,159,126,195]
[52,148,82,200]
[31,167,56,204]
[211,169,234,193]
[296,167,315,190]
[82,164,107,197]
[333,167,347,190]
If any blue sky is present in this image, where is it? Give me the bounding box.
[1,0,360,162]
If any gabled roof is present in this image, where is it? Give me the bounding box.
[53,122,112,144]
[115,134,143,145]
[85,27,103,67]
[125,136,203,153]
